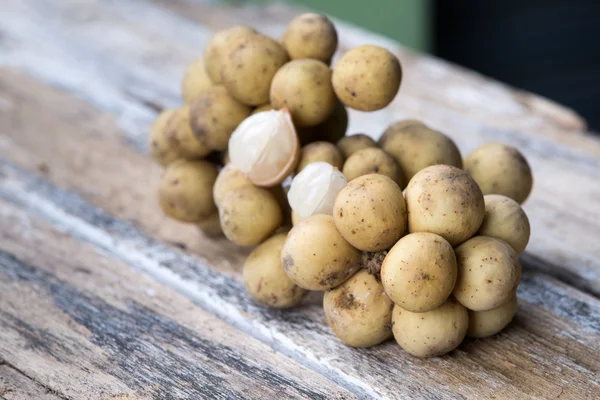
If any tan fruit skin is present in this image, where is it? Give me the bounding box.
[379,123,462,184]
[405,165,485,247]
[324,270,393,347]
[271,59,336,127]
[337,134,377,159]
[342,147,406,188]
[453,236,522,311]
[221,34,289,106]
[281,13,338,64]
[296,141,344,173]
[334,174,407,252]
[244,234,308,308]
[181,57,213,104]
[464,143,533,204]
[468,296,518,338]
[381,232,457,312]
[332,45,402,112]
[159,160,218,223]
[196,212,223,237]
[189,86,251,151]
[213,164,253,207]
[218,186,283,247]
[204,26,257,84]
[297,98,348,145]
[478,194,530,254]
[149,107,212,167]
[392,297,468,358]
[281,215,361,291]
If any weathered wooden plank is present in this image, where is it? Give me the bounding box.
[1,133,599,399]
[0,199,355,400]
[0,364,62,400]
[1,0,600,295]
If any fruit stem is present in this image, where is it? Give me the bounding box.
[362,250,387,280]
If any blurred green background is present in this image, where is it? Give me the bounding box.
[240,0,431,52]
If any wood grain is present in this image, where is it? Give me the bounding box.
[0,364,62,400]
[1,0,599,296]
[0,198,354,400]
[0,82,599,399]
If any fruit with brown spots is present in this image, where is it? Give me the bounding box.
[281,214,361,290]
[333,174,407,252]
[392,297,469,358]
[159,160,218,222]
[149,107,212,167]
[218,185,283,246]
[453,236,522,311]
[281,13,338,64]
[244,233,308,308]
[324,269,393,347]
[213,164,253,207]
[189,85,252,151]
[221,34,289,106]
[270,59,336,127]
[379,121,462,183]
[296,141,344,173]
[381,232,457,312]
[204,26,258,84]
[468,296,518,338]
[332,45,402,111]
[342,147,406,187]
[478,194,530,254]
[297,98,348,144]
[464,143,533,204]
[337,134,377,158]
[404,165,485,246]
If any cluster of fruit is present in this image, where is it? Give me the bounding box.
[149,13,533,358]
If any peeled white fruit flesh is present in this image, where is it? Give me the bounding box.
[229,109,299,187]
[288,161,347,218]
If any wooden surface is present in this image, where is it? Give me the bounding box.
[0,0,599,399]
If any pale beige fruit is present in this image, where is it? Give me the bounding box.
[464,143,533,204]
[271,59,336,127]
[454,236,522,311]
[392,297,468,358]
[181,57,213,104]
[337,134,377,158]
[405,165,484,246]
[381,232,457,312]
[478,194,530,254]
[213,164,253,207]
[291,210,304,225]
[281,13,338,63]
[379,121,462,183]
[228,109,300,187]
[332,45,402,111]
[189,85,252,151]
[196,213,223,237]
[159,160,218,222]
[468,296,518,338]
[334,174,407,252]
[221,34,289,106]
[281,215,361,291]
[204,26,257,84]
[296,141,344,173]
[297,98,348,145]
[324,270,393,347]
[244,233,308,308]
[149,107,212,166]
[288,162,347,218]
[219,186,283,246]
[252,104,274,115]
[342,147,406,187]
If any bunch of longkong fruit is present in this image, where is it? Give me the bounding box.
[150,13,533,358]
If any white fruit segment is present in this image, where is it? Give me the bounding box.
[229,109,298,185]
[288,162,347,218]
